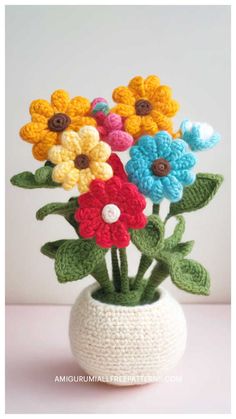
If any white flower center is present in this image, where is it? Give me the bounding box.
[102,204,121,224]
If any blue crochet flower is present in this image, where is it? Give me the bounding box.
[180,119,220,151]
[126,131,197,203]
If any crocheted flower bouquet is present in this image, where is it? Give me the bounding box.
[11,75,223,384]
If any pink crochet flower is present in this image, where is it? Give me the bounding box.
[90,98,134,151]
[75,176,147,248]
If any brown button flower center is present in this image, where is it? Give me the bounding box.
[152,158,171,177]
[135,99,153,116]
[48,113,71,132]
[74,154,90,170]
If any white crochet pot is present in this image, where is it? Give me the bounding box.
[69,283,187,386]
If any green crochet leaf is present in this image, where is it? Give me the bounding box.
[171,240,195,257]
[164,216,185,250]
[170,258,210,295]
[131,214,164,258]
[41,240,67,259]
[55,239,107,283]
[168,173,223,217]
[10,166,59,189]
[36,198,78,229]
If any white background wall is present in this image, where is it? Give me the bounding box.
[6,5,230,304]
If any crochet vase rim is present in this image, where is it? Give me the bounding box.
[86,282,167,310]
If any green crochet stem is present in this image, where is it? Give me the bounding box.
[92,259,114,293]
[119,248,129,293]
[132,254,153,290]
[140,262,169,304]
[111,247,121,291]
[152,203,160,215]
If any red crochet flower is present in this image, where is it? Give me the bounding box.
[75,176,147,248]
[107,153,128,181]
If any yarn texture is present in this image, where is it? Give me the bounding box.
[20,89,96,161]
[48,126,113,192]
[69,283,187,385]
[91,98,133,151]
[126,131,197,203]
[112,75,179,138]
[75,176,147,248]
[11,76,224,386]
[180,119,220,151]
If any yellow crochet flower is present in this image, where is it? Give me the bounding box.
[112,75,179,139]
[20,90,96,161]
[48,126,113,192]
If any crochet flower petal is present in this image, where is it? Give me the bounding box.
[76,207,100,223]
[89,161,113,181]
[78,192,102,209]
[152,85,172,103]
[89,141,111,162]
[63,168,80,190]
[107,131,133,151]
[112,104,135,117]
[137,135,158,160]
[168,139,188,161]
[128,76,145,98]
[137,174,155,196]
[31,113,48,123]
[78,126,99,153]
[171,153,197,171]
[30,99,54,118]
[124,115,142,136]
[107,154,128,181]
[79,219,102,239]
[105,176,123,200]
[117,183,146,213]
[111,221,130,248]
[70,116,96,131]
[52,161,74,183]
[155,132,172,159]
[149,178,164,203]
[151,110,173,132]
[61,130,82,154]
[161,175,183,202]
[96,223,113,248]
[48,145,75,164]
[51,90,70,113]
[144,75,161,100]
[141,115,158,135]
[20,122,47,144]
[77,168,95,193]
[172,169,196,186]
[181,120,221,152]
[126,158,150,180]
[154,99,179,117]
[112,86,135,106]
[67,96,91,117]
[121,212,147,229]
[89,179,109,205]
[104,113,123,131]
[32,130,58,161]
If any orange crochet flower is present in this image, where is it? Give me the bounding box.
[111,75,179,139]
[20,90,96,161]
